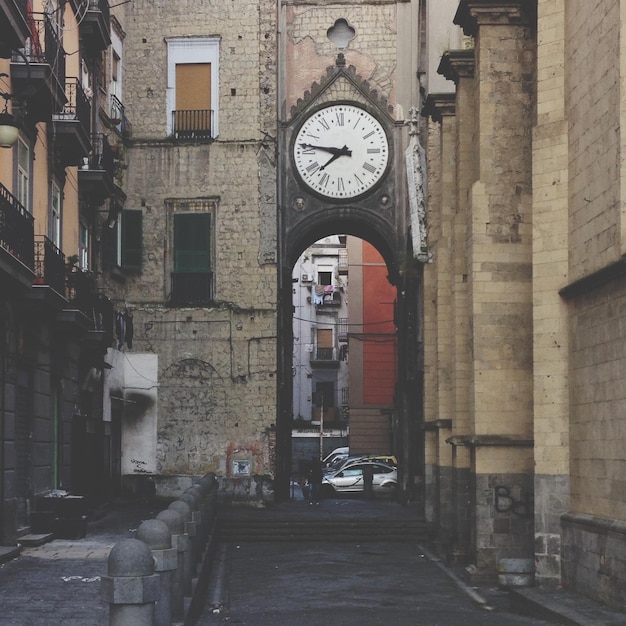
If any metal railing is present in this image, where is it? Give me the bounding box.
[110,94,132,138]
[0,182,34,269]
[16,14,66,89]
[312,347,337,361]
[33,235,65,293]
[88,0,110,25]
[84,133,114,175]
[66,269,114,333]
[55,78,91,136]
[172,109,213,140]
[170,271,213,306]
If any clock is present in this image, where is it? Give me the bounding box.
[293,103,389,200]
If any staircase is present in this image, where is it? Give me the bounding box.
[217,506,430,542]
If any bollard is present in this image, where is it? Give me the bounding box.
[168,500,194,595]
[101,538,160,626]
[186,485,207,545]
[156,509,186,623]
[137,519,177,626]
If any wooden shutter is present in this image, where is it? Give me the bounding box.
[121,210,142,269]
[317,328,332,348]
[176,63,211,111]
[174,213,211,272]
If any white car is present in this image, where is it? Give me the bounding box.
[322,461,397,496]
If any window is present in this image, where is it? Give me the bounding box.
[49,180,61,248]
[171,212,212,305]
[16,137,31,213]
[121,209,142,270]
[166,37,219,139]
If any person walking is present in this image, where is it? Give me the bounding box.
[308,457,323,505]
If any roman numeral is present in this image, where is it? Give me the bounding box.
[363,130,375,140]
[319,118,330,131]
[320,173,330,188]
[367,148,380,154]
[306,162,320,174]
[335,111,344,126]
[337,177,345,192]
[363,162,377,174]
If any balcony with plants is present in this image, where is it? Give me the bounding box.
[11,13,67,122]
[78,132,116,201]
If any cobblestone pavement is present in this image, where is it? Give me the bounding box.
[0,498,624,626]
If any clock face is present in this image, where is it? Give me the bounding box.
[293,104,389,199]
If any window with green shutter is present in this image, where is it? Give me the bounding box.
[174,213,211,272]
[121,210,143,270]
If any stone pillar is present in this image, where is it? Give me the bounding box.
[137,519,178,626]
[101,538,160,626]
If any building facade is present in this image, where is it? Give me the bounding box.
[423,0,626,610]
[0,0,129,542]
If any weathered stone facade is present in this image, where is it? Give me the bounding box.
[424,0,626,609]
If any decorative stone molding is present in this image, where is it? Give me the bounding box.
[422,93,456,124]
[454,0,537,37]
[437,49,475,85]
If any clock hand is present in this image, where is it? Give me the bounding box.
[318,145,352,171]
[299,143,352,157]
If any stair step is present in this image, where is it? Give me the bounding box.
[218,518,429,542]
[19,533,55,547]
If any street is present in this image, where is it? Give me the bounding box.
[198,541,557,626]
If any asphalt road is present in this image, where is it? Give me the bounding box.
[197,541,558,626]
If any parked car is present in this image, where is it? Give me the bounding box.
[322,461,398,497]
[326,454,397,474]
[322,447,349,470]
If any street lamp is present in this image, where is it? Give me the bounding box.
[0,73,19,148]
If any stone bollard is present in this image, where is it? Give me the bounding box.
[168,500,194,595]
[137,519,177,626]
[101,538,160,626]
[179,490,203,559]
[156,509,186,623]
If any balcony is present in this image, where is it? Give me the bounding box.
[310,346,340,369]
[78,133,115,201]
[32,235,65,293]
[315,287,342,310]
[71,0,110,56]
[108,94,132,138]
[169,272,213,306]
[0,182,34,291]
[172,109,213,140]
[0,0,29,57]
[11,14,67,121]
[63,269,114,343]
[50,78,92,167]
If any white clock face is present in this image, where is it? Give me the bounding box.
[293,104,389,199]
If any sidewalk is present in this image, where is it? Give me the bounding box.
[0,497,623,625]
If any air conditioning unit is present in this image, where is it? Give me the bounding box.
[301,274,311,282]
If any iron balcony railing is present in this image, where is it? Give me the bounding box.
[56,78,91,135]
[172,109,213,140]
[88,0,110,25]
[0,182,34,269]
[170,272,213,306]
[17,14,66,90]
[33,235,65,293]
[312,347,337,362]
[110,94,132,138]
[85,133,114,175]
[338,317,348,341]
[66,269,114,333]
